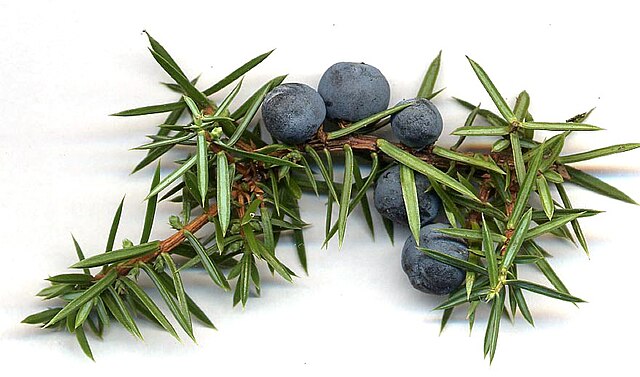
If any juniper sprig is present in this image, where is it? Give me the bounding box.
[23,32,638,363]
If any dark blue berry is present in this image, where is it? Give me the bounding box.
[401,223,468,295]
[261,83,326,145]
[391,98,443,150]
[318,62,390,122]
[373,165,441,226]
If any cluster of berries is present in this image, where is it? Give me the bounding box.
[261,62,467,296]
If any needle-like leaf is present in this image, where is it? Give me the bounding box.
[140,263,195,341]
[144,31,187,78]
[467,301,480,333]
[510,133,525,185]
[482,215,499,291]
[305,146,339,202]
[507,142,544,229]
[148,48,208,107]
[501,209,533,272]
[146,155,197,200]
[292,212,308,274]
[523,241,572,295]
[71,235,90,275]
[400,165,421,245]
[556,183,589,256]
[141,162,161,243]
[106,196,125,252]
[119,276,180,341]
[46,273,93,284]
[505,280,585,303]
[157,272,215,328]
[456,172,477,195]
[530,208,600,222]
[565,165,637,204]
[438,228,507,243]
[525,212,585,239]
[260,206,275,252]
[513,91,530,122]
[509,265,534,326]
[419,248,488,275]
[521,122,602,131]
[210,79,243,117]
[492,139,511,153]
[381,219,395,247]
[326,102,413,140]
[453,97,508,127]
[103,287,143,340]
[132,133,194,150]
[132,107,186,174]
[439,307,453,334]
[558,143,640,164]
[182,96,201,120]
[428,178,464,226]
[74,325,94,361]
[112,101,185,117]
[377,139,480,201]
[465,254,478,300]
[22,308,62,325]
[338,144,353,247]
[323,154,380,244]
[71,241,160,269]
[161,82,188,94]
[74,300,93,329]
[203,50,274,96]
[233,252,252,308]
[434,285,490,311]
[94,296,110,330]
[450,194,507,222]
[196,131,209,207]
[226,85,268,146]
[216,152,231,234]
[451,125,510,136]
[538,133,566,173]
[300,156,319,196]
[45,270,117,327]
[484,290,505,363]
[243,224,293,282]
[215,142,301,168]
[231,75,286,120]
[467,57,515,121]
[184,230,230,291]
[536,174,554,220]
[543,170,564,184]
[352,158,375,238]
[451,103,480,151]
[432,146,505,174]
[160,254,190,327]
[417,50,442,98]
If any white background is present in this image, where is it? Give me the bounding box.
[1,0,639,375]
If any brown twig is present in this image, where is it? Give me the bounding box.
[94,205,218,280]
[468,175,493,224]
[305,131,454,170]
[304,127,571,181]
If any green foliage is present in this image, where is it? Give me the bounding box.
[400,165,421,245]
[326,102,414,139]
[337,145,354,247]
[417,50,442,99]
[24,40,638,364]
